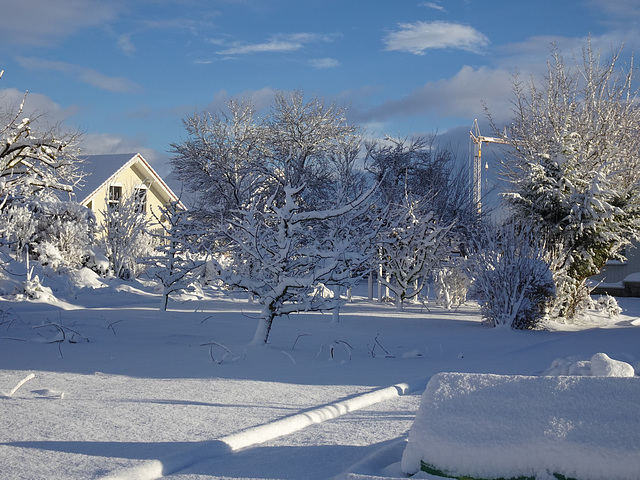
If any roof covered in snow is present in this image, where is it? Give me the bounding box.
[73,153,181,207]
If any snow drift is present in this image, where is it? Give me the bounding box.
[402,369,640,480]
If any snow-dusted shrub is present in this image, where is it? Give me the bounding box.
[84,247,110,276]
[468,222,555,329]
[31,200,96,269]
[434,263,468,309]
[0,203,36,260]
[15,275,56,301]
[594,294,622,318]
[0,199,96,269]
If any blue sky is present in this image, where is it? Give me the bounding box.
[1,0,638,175]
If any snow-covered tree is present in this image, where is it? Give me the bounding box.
[434,262,468,309]
[99,190,154,280]
[365,136,475,307]
[169,98,268,218]
[493,40,640,318]
[172,91,375,344]
[148,201,206,311]
[468,221,555,329]
[266,90,360,210]
[0,70,83,206]
[377,198,454,309]
[211,182,376,344]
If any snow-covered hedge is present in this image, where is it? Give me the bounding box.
[402,366,639,480]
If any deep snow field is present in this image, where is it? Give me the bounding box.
[1,263,639,480]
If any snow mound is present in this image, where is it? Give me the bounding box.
[402,372,640,480]
[544,352,635,377]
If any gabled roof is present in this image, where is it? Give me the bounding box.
[75,153,183,208]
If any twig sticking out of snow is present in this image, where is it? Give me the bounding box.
[281,350,296,365]
[317,340,353,361]
[292,333,310,350]
[1,372,35,398]
[107,320,122,336]
[33,321,89,358]
[369,333,394,358]
[201,341,239,364]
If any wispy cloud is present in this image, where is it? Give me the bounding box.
[16,57,141,94]
[309,57,339,69]
[419,2,446,12]
[354,65,512,124]
[384,21,489,55]
[0,0,119,46]
[586,0,640,19]
[117,34,136,56]
[0,86,78,125]
[213,32,336,56]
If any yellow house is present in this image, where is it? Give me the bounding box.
[75,153,183,228]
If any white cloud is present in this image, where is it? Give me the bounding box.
[419,2,446,12]
[586,0,640,19]
[15,57,141,94]
[117,34,136,56]
[355,65,512,124]
[384,21,489,55]
[214,33,335,56]
[79,132,170,174]
[0,87,79,127]
[496,31,636,75]
[0,0,119,46]
[309,57,339,69]
[204,87,277,114]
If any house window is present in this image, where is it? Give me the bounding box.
[134,186,147,214]
[108,185,122,209]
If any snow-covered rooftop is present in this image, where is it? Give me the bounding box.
[74,153,139,203]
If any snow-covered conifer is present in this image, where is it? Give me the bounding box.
[493,40,640,318]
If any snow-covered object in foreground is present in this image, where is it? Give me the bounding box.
[402,372,640,480]
[590,352,635,377]
[544,352,635,377]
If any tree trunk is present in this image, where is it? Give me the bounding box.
[160,290,169,311]
[332,306,340,323]
[251,308,275,345]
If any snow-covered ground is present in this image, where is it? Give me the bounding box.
[1,266,639,479]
